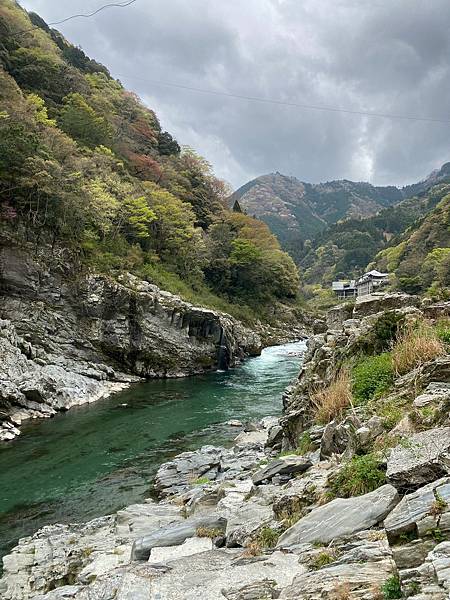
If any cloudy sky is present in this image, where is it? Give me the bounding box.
[19,0,450,189]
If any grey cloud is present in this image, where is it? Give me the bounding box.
[19,0,450,188]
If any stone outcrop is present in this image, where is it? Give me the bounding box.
[276,484,399,548]
[251,455,312,485]
[281,293,449,446]
[386,427,450,490]
[0,243,262,440]
[2,291,450,599]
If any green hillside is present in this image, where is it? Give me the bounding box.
[0,1,299,320]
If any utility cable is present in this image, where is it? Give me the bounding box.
[116,73,450,125]
[6,0,139,37]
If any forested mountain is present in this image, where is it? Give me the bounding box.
[231,166,450,263]
[375,185,450,297]
[0,1,299,319]
[230,172,404,251]
[297,182,450,299]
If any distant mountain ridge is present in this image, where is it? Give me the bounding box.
[231,164,450,247]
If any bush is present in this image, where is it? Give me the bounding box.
[435,318,450,346]
[381,575,402,599]
[312,370,352,424]
[328,454,386,498]
[255,527,279,549]
[352,354,394,404]
[357,311,406,355]
[392,321,445,375]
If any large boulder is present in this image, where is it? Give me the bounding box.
[131,514,227,561]
[384,477,450,538]
[225,500,274,547]
[252,455,312,485]
[276,484,399,548]
[279,530,396,600]
[353,292,419,318]
[154,446,224,497]
[387,427,450,490]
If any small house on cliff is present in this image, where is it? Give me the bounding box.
[356,270,390,296]
[332,270,390,299]
[331,279,357,299]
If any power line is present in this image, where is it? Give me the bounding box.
[116,73,450,125]
[7,0,139,37]
[49,0,139,26]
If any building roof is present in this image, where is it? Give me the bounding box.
[365,270,389,278]
[332,280,356,291]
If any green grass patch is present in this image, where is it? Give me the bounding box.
[193,476,210,485]
[382,575,402,599]
[352,353,394,404]
[435,318,450,346]
[328,453,386,498]
[255,526,279,549]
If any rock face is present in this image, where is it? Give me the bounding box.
[131,515,227,561]
[279,530,397,600]
[384,477,450,538]
[281,292,445,446]
[0,244,261,440]
[276,484,399,548]
[386,427,450,490]
[251,455,312,485]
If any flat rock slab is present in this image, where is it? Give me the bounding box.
[148,536,213,564]
[279,559,395,599]
[384,477,450,537]
[276,484,399,548]
[149,549,306,599]
[131,514,226,561]
[387,427,450,490]
[155,446,223,497]
[225,500,274,547]
[252,456,312,485]
[115,501,183,540]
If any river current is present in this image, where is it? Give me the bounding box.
[0,340,306,563]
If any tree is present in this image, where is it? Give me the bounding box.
[58,93,112,148]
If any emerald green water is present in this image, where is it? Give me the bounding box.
[0,341,305,563]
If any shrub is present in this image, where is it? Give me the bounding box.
[255,526,279,549]
[352,353,394,404]
[381,575,402,599]
[328,454,386,498]
[435,318,450,346]
[358,311,406,355]
[312,370,352,424]
[297,432,315,455]
[310,549,339,570]
[392,321,445,375]
[196,527,223,538]
[193,476,210,485]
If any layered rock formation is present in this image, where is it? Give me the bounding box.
[2,292,450,599]
[0,243,262,441]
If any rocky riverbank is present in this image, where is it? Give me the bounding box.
[2,292,450,599]
[0,242,267,441]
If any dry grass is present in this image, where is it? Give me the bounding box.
[392,320,445,376]
[240,540,262,557]
[329,582,351,600]
[311,369,352,425]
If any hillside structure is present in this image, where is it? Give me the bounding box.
[332,270,390,299]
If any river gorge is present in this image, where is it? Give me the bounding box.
[0,340,306,566]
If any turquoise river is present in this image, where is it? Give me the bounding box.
[0,340,306,564]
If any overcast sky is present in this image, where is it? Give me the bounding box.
[19,0,450,189]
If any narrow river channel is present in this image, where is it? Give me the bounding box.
[0,340,306,563]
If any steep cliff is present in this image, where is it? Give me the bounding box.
[0,242,261,441]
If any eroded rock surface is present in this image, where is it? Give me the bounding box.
[0,245,261,440]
